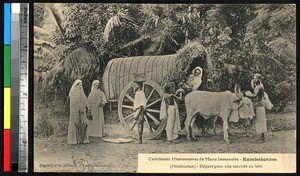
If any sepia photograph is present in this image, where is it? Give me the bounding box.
[33,3,296,173]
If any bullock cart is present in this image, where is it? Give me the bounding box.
[102,43,208,139]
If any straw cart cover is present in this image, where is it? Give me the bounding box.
[102,42,208,139]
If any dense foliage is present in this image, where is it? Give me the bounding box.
[34,4,296,111]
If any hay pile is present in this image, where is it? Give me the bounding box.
[164,42,210,87]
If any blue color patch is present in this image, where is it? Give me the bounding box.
[4,3,11,45]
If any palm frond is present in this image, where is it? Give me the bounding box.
[120,35,150,50]
[139,17,155,34]
[34,45,59,73]
[64,47,99,80]
[34,45,55,59]
[265,56,285,70]
[34,26,50,38]
[121,15,140,31]
[103,15,121,42]
[168,35,179,46]
[266,37,296,62]
[34,70,50,86]
[257,54,285,74]
[42,60,64,87]
[34,38,56,48]
[45,5,65,39]
[48,33,62,45]
[104,9,141,42]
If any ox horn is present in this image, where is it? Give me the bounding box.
[234,84,243,100]
[234,84,241,93]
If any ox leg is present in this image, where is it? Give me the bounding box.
[189,126,196,141]
[244,118,251,137]
[201,126,208,136]
[212,116,217,135]
[185,113,195,141]
[190,116,197,141]
[200,116,209,136]
[193,114,208,137]
[228,130,232,136]
[185,116,191,141]
[223,119,230,144]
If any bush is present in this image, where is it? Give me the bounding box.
[267,112,296,131]
[35,115,54,138]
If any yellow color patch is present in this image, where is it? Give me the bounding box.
[4,88,11,129]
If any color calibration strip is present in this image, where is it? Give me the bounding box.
[4,3,29,172]
[11,3,21,172]
[4,3,12,172]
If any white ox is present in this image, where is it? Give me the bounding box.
[184,91,254,144]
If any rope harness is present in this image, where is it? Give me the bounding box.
[238,102,254,118]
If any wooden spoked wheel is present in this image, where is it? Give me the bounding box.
[118,80,166,140]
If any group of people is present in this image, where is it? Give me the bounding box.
[132,68,270,144]
[67,66,270,145]
[132,67,203,144]
[67,79,107,145]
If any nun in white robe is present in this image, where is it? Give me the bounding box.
[67,80,89,145]
[87,80,107,137]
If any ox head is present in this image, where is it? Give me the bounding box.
[229,84,255,122]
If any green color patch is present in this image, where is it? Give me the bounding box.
[4,46,11,87]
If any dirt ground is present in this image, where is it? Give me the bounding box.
[34,112,296,173]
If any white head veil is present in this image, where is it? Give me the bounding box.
[69,79,82,97]
[68,79,87,110]
[87,80,106,105]
[90,80,100,94]
[192,66,203,78]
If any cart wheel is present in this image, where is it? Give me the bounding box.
[118,80,166,140]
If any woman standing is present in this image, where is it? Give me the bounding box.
[160,84,182,143]
[87,80,107,137]
[67,80,89,145]
[245,73,267,143]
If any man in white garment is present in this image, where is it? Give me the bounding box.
[133,73,147,144]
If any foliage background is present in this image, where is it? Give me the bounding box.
[34,3,296,112]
